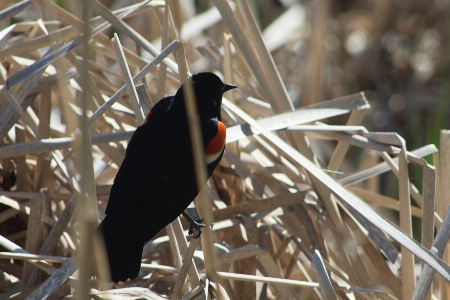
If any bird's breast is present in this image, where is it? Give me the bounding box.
[205,121,226,164]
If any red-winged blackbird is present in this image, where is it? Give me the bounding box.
[96,72,236,282]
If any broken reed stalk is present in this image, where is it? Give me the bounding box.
[0,1,449,299]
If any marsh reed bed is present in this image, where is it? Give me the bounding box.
[0,0,449,299]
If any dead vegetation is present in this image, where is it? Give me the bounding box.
[0,0,449,299]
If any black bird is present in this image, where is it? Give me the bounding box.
[96,72,236,282]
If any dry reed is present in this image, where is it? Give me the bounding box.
[0,1,449,299]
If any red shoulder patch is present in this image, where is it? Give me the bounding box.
[205,121,226,164]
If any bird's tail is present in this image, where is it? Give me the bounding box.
[95,215,144,282]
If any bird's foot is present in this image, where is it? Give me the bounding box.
[188,219,206,238]
[182,212,215,238]
[188,220,215,238]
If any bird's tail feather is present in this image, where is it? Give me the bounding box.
[96,216,144,282]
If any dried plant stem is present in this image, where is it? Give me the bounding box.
[89,40,180,124]
[155,0,170,100]
[112,33,144,124]
[235,0,293,112]
[171,239,199,300]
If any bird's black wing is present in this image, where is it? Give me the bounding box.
[125,96,173,155]
[98,96,177,282]
[98,121,177,282]
[105,96,173,215]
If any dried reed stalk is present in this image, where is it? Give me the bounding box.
[0,1,448,299]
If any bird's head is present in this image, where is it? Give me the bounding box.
[189,72,237,115]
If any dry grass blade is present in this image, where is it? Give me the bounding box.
[179,285,205,300]
[25,258,77,300]
[0,235,56,275]
[396,139,416,299]
[112,33,144,124]
[22,190,44,284]
[0,252,69,262]
[339,144,438,186]
[171,239,199,300]
[214,192,305,221]
[0,1,448,298]
[90,287,167,299]
[327,108,368,171]
[311,250,338,300]
[0,0,33,22]
[413,207,450,299]
[211,0,277,108]
[235,0,293,113]
[0,132,134,158]
[302,129,400,154]
[226,92,369,143]
[170,217,201,288]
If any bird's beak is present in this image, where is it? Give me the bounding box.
[223,83,238,92]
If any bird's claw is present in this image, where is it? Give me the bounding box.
[182,212,215,238]
[188,219,205,238]
[189,221,215,238]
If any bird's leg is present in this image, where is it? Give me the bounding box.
[182,211,205,238]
